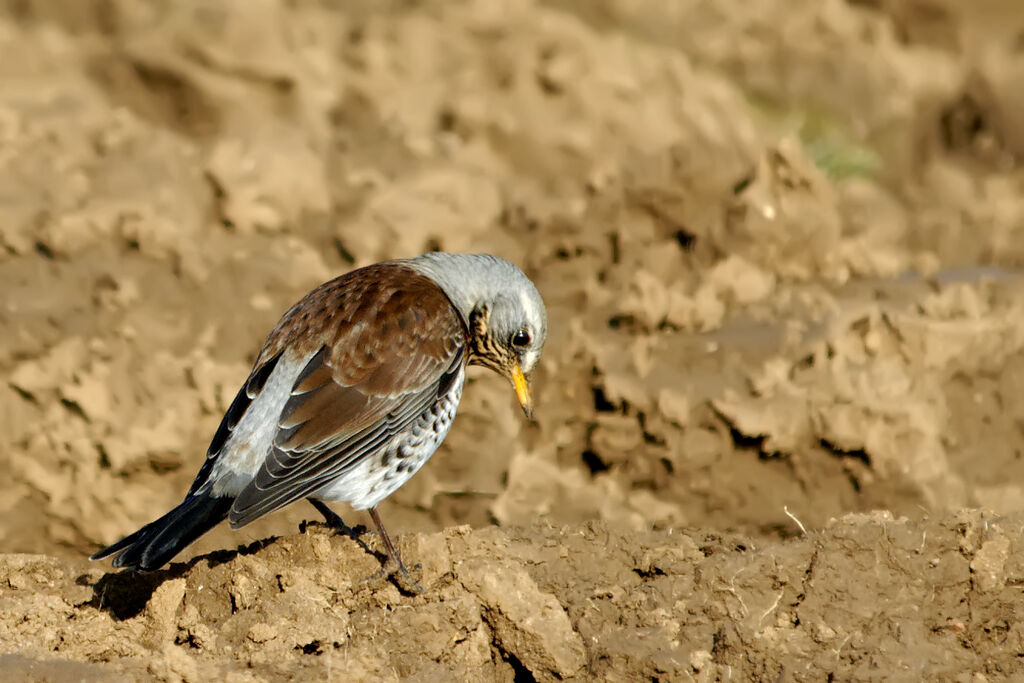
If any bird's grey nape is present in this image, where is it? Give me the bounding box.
[405,252,547,334]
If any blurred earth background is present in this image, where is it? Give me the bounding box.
[2,0,1024,680]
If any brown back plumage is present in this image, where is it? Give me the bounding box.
[259,263,464,376]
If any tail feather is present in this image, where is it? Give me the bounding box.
[90,493,233,571]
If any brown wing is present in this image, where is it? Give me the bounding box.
[228,264,466,528]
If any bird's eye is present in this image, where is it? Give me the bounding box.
[511,329,531,348]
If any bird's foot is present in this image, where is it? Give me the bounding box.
[363,560,424,595]
[304,500,380,556]
[391,559,424,595]
[364,506,424,594]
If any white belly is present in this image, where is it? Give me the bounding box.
[314,366,465,510]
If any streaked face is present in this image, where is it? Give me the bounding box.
[468,288,547,418]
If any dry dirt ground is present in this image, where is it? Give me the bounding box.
[2,0,1024,680]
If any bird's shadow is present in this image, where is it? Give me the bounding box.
[79,521,389,621]
[298,518,386,564]
[79,536,278,621]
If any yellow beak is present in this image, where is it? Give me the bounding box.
[510,362,534,419]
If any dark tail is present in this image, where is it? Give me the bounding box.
[90,493,233,571]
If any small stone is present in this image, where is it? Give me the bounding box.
[247,622,277,644]
[971,534,1010,593]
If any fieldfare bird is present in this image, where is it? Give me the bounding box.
[91,252,547,575]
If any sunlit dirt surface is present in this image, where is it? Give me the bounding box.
[2,1,1024,680]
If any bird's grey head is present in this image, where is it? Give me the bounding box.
[406,252,547,417]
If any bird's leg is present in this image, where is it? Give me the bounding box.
[367,506,409,574]
[368,506,423,593]
[309,499,353,532]
[307,500,380,556]
[308,501,421,592]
